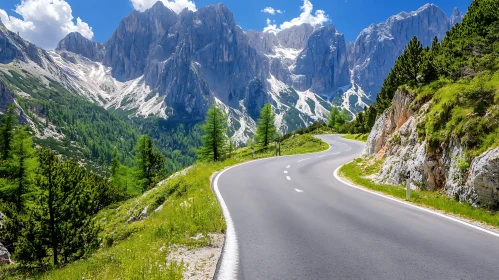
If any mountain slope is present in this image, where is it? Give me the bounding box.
[350,4,457,100]
[360,0,499,208]
[1,2,465,145]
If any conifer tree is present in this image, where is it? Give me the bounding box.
[6,126,38,213]
[198,104,228,162]
[135,136,165,192]
[0,105,18,160]
[255,104,277,148]
[399,36,424,85]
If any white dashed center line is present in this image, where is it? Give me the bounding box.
[295,189,304,193]
[286,165,291,169]
[284,171,288,174]
[286,176,291,181]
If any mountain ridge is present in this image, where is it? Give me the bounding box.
[1,2,465,144]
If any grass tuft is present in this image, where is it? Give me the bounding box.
[340,158,499,228]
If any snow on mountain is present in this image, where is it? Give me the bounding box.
[0,2,468,143]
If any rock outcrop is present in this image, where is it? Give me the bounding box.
[56,32,105,62]
[0,242,11,264]
[292,25,350,93]
[464,149,499,207]
[364,89,499,206]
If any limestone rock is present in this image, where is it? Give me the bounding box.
[465,148,499,207]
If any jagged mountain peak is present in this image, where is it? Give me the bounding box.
[56,32,105,62]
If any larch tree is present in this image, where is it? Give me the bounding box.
[198,104,228,162]
[255,103,277,148]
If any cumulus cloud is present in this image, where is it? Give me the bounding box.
[263,18,278,33]
[264,0,329,33]
[261,7,284,15]
[130,0,196,13]
[0,0,93,50]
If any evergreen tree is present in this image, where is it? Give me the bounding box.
[135,136,165,192]
[5,126,38,213]
[255,104,277,148]
[110,147,121,177]
[198,104,228,162]
[328,106,340,129]
[398,36,424,85]
[0,105,18,160]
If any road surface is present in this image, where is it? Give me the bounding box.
[215,134,499,280]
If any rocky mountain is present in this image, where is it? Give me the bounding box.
[56,32,105,62]
[363,89,499,207]
[350,4,457,100]
[0,2,466,144]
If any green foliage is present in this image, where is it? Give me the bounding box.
[255,103,277,148]
[0,105,18,160]
[340,158,499,229]
[197,104,228,162]
[342,134,369,142]
[346,0,499,156]
[5,131,328,279]
[135,136,166,192]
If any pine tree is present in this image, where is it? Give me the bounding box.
[198,104,228,162]
[0,105,18,160]
[255,104,277,148]
[398,36,424,85]
[135,136,166,192]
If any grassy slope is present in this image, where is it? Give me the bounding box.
[416,71,499,157]
[342,134,369,142]
[6,134,327,280]
[340,158,499,228]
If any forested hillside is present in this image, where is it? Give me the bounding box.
[346,0,499,208]
[0,70,201,175]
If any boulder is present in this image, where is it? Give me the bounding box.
[465,148,499,207]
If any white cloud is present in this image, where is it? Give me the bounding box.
[130,0,196,13]
[264,0,329,33]
[263,18,278,33]
[0,0,93,50]
[261,7,284,15]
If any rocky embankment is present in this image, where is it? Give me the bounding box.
[363,90,499,207]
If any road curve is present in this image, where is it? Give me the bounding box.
[215,134,499,280]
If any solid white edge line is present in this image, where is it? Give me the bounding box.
[214,166,240,280]
[211,135,341,279]
[333,165,499,238]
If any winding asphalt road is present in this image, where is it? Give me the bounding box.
[215,134,499,280]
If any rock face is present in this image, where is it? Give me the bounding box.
[1,2,466,140]
[450,8,465,26]
[292,25,350,93]
[0,21,47,65]
[364,89,499,206]
[0,242,11,264]
[56,32,105,62]
[351,4,455,98]
[103,1,178,81]
[464,149,499,207]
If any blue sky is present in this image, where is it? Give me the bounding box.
[0,0,471,49]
